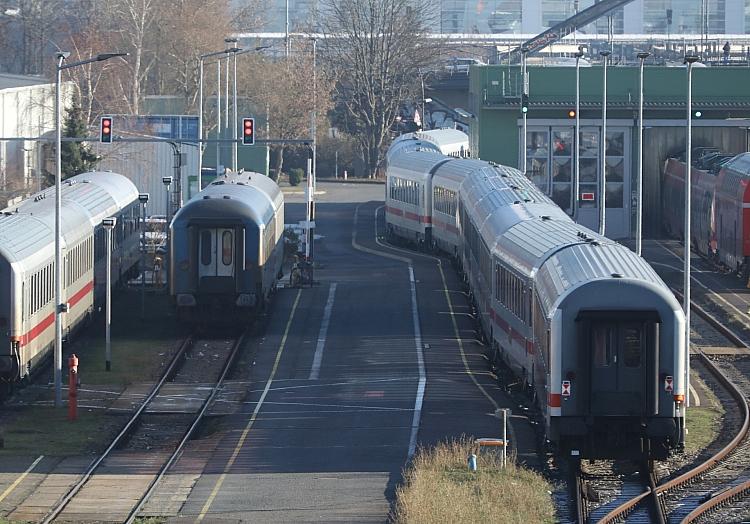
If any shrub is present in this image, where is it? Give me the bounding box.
[289,168,304,186]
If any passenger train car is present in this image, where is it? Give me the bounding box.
[0,172,141,386]
[385,129,470,247]
[386,132,687,460]
[663,152,750,277]
[170,171,284,323]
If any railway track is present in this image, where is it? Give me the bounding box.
[587,296,750,523]
[40,331,247,523]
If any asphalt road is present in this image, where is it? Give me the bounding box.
[148,181,537,523]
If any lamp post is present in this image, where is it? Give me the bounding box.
[54,51,127,407]
[102,217,116,371]
[636,51,650,256]
[198,49,230,192]
[684,54,700,418]
[573,47,584,220]
[162,176,172,291]
[520,46,529,175]
[216,59,222,174]
[599,49,611,236]
[138,193,149,318]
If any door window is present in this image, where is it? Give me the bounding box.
[200,231,212,266]
[592,325,615,368]
[222,231,233,266]
[622,325,642,368]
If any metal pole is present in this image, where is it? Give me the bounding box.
[574,49,582,219]
[312,38,317,192]
[198,58,204,192]
[285,0,290,58]
[54,54,64,407]
[684,56,699,417]
[335,150,338,179]
[216,60,221,174]
[636,52,650,256]
[305,152,312,259]
[502,409,507,468]
[140,201,147,319]
[105,224,112,371]
[599,50,611,236]
[521,49,528,175]
[232,52,238,172]
[225,55,229,129]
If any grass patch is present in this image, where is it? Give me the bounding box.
[684,370,725,454]
[67,290,183,386]
[393,437,555,524]
[0,406,126,456]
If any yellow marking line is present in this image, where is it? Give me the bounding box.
[0,455,44,504]
[197,289,302,521]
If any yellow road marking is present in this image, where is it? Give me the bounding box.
[197,289,302,521]
[0,455,44,504]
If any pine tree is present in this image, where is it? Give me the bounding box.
[50,103,99,183]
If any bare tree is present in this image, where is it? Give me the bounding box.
[321,0,440,177]
[240,44,333,180]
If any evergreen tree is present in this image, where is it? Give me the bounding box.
[61,103,99,179]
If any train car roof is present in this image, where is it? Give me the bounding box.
[173,171,282,227]
[534,241,671,315]
[386,129,469,164]
[0,172,138,265]
[387,151,452,183]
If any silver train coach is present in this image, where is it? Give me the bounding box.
[385,129,470,248]
[169,171,284,323]
[0,172,142,387]
[385,133,687,460]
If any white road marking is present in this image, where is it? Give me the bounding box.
[408,265,427,459]
[309,283,337,380]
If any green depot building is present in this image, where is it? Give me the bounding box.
[467,64,750,239]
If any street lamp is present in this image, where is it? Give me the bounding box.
[636,51,650,256]
[138,193,149,318]
[162,176,172,291]
[599,49,611,236]
[573,46,584,220]
[102,217,116,372]
[520,46,529,175]
[54,50,126,407]
[198,49,230,192]
[683,54,700,419]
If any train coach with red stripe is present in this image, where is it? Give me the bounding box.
[0,172,141,388]
[387,141,687,460]
[663,152,750,277]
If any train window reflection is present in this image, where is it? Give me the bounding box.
[593,325,615,367]
[201,231,212,266]
[222,231,233,266]
[623,325,642,368]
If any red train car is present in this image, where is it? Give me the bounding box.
[662,152,750,276]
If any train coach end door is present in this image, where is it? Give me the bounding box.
[583,315,659,417]
[199,228,235,284]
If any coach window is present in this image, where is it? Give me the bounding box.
[592,325,615,367]
[622,324,642,368]
[201,231,212,266]
[605,130,625,209]
[222,231,233,266]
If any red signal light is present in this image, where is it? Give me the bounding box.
[100,116,113,143]
[242,117,255,145]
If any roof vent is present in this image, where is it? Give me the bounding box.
[82,179,91,183]
[203,195,211,199]
[611,272,623,278]
[237,182,246,186]
[541,215,551,221]
[513,200,521,204]
[223,195,231,199]
[212,180,225,185]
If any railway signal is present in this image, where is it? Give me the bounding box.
[242,117,255,145]
[100,116,113,143]
[567,109,576,118]
[694,110,702,118]
[521,93,529,114]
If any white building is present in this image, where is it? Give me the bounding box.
[0,74,63,204]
